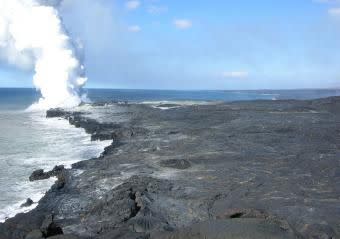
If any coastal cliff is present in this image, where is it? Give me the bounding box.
[1,97,340,239]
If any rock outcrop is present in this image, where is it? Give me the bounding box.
[1,97,340,239]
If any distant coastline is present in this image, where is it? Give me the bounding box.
[1,88,340,111]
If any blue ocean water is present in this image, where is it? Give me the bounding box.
[87,88,340,103]
[1,88,340,110]
[0,88,339,222]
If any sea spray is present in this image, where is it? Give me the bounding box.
[0,109,112,222]
[0,0,87,110]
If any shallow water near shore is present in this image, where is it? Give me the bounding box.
[0,88,339,222]
[0,110,111,222]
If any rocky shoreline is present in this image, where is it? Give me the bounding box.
[1,97,340,239]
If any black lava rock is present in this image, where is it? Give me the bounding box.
[160,159,191,169]
[20,198,34,208]
[29,169,50,181]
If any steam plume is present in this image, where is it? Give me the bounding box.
[0,0,87,110]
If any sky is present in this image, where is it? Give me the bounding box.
[1,0,340,90]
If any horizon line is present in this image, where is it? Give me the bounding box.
[0,87,339,92]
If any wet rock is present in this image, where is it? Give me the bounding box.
[29,166,65,182]
[160,159,191,169]
[50,165,65,176]
[21,198,34,208]
[51,169,69,191]
[29,169,50,181]
[46,109,68,118]
[46,109,83,119]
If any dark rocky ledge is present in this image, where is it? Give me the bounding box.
[29,166,65,182]
[1,97,340,239]
[20,199,34,208]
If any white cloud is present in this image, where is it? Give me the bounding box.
[222,71,249,79]
[313,0,340,17]
[328,7,340,16]
[173,19,192,29]
[126,0,140,10]
[127,25,141,32]
[147,5,168,14]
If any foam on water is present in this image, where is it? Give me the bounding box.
[140,100,217,105]
[139,100,220,110]
[0,110,111,222]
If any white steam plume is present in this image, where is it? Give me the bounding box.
[0,0,87,110]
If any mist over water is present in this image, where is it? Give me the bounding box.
[0,108,111,222]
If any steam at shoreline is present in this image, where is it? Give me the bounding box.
[0,0,87,110]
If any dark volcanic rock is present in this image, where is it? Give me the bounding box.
[40,215,63,237]
[301,223,337,239]
[22,215,64,239]
[46,109,83,119]
[128,215,163,233]
[20,198,34,208]
[150,218,298,239]
[25,229,43,239]
[160,159,191,169]
[50,165,65,175]
[46,108,69,118]
[48,236,80,239]
[2,97,340,239]
[1,212,46,239]
[29,169,50,181]
[214,208,270,220]
[80,176,172,236]
[29,165,65,182]
[53,172,67,190]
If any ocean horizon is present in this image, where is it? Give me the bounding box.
[1,87,340,110]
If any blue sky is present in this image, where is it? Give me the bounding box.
[1,0,340,89]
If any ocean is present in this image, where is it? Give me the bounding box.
[0,88,339,222]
